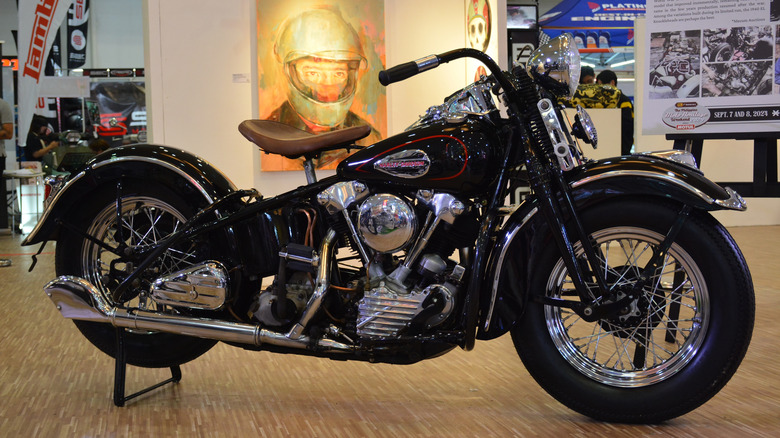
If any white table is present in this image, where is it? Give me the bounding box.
[2,169,45,234]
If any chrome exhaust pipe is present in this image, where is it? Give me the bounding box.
[44,276,352,352]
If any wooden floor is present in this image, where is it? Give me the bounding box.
[1,226,778,437]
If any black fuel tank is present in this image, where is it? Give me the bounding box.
[338,118,502,195]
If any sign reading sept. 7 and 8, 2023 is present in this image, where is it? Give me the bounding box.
[643,0,780,135]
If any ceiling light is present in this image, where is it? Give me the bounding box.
[610,59,635,68]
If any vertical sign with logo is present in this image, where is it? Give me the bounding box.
[18,0,74,146]
[68,0,88,69]
[45,32,61,76]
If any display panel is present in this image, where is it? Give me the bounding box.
[642,0,780,135]
[507,5,536,30]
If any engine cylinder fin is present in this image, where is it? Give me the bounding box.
[357,284,431,338]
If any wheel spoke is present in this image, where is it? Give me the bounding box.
[544,226,709,387]
[81,195,197,308]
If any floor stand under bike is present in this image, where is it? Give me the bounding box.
[112,328,182,407]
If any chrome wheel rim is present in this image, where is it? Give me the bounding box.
[544,227,709,387]
[80,196,198,307]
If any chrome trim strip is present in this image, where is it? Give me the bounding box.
[415,55,439,72]
[25,156,222,243]
[570,170,746,210]
[25,169,87,242]
[637,150,699,171]
[484,207,538,331]
[92,156,222,200]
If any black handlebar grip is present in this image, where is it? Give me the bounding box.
[378,61,420,86]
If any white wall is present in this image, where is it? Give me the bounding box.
[385,0,468,134]
[89,0,145,68]
[144,0,256,189]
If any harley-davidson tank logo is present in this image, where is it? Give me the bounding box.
[374,149,431,178]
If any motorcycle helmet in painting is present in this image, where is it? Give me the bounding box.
[274,9,366,128]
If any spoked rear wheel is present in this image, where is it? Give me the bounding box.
[56,181,218,368]
[512,199,754,423]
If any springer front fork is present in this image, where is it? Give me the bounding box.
[525,152,692,322]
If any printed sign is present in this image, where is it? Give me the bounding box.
[643,0,780,134]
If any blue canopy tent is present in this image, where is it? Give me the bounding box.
[539,0,645,71]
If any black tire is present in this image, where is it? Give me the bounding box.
[710,42,733,62]
[754,78,772,96]
[511,198,754,423]
[55,180,217,368]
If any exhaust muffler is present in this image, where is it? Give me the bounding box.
[44,276,352,352]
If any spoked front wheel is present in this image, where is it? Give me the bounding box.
[512,199,754,423]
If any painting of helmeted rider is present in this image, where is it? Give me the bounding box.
[256,1,386,171]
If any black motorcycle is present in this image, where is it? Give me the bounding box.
[29,34,754,423]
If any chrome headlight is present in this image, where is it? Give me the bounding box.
[526,33,581,97]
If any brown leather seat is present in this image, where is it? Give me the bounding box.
[238,120,370,159]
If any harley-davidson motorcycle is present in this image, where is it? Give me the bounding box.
[29,34,754,423]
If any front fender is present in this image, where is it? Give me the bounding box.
[22,144,237,245]
[477,151,746,340]
[567,153,746,211]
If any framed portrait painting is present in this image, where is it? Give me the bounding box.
[255,0,386,171]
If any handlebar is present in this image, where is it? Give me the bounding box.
[378,48,517,101]
[379,55,438,86]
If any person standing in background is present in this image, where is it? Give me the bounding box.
[25,114,59,162]
[579,66,595,84]
[596,70,634,155]
[0,98,14,231]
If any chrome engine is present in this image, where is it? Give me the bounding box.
[356,254,463,338]
[150,261,229,310]
[317,182,469,339]
[146,182,469,341]
[357,194,417,254]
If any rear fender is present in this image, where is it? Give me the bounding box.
[477,151,746,340]
[22,144,237,245]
